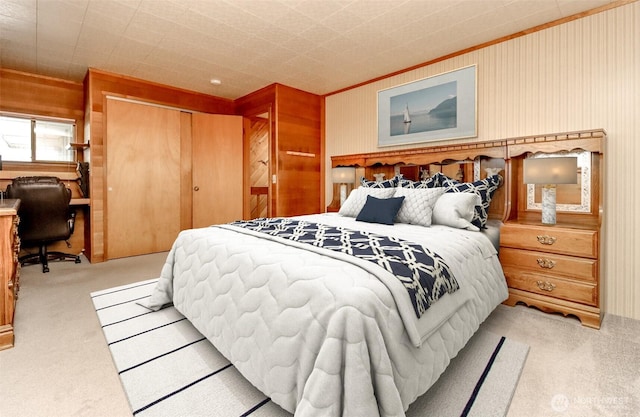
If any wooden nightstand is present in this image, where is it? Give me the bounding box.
[500,221,602,328]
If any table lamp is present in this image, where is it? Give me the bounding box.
[523,156,578,225]
[332,167,356,206]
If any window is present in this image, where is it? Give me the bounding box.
[0,114,75,162]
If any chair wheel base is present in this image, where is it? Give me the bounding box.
[20,246,82,273]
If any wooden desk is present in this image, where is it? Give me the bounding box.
[71,198,90,206]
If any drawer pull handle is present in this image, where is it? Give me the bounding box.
[536,280,556,292]
[537,235,557,245]
[537,258,556,269]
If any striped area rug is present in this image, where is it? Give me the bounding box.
[91,279,528,417]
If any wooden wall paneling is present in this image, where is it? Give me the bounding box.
[0,69,84,138]
[234,84,277,115]
[0,69,89,258]
[105,98,182,259]
[86,68,236,262]
[87,69,235,115]
[191,113,243,228]
[274,84,322,217]
[236,83,322,218]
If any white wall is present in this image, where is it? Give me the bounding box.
[325,2,640,320]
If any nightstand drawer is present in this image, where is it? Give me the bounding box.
[499,248,597,282]
[503,267,597,306]
[501,224,597,258]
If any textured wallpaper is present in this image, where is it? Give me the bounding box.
[325,2,640,320]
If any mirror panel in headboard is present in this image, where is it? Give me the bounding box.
[505,129,605,227]
[526,150,591,213]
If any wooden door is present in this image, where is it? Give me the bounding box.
[106,99,181,259]
[192,113,243,228]
[245,113,270,219]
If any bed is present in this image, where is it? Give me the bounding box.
[145,163,509,416]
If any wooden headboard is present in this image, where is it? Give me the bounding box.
[329,129,605,228]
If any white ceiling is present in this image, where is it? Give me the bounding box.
[0,0,615,99]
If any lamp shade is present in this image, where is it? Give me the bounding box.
[332,167,356,184]
[523,157,578,185]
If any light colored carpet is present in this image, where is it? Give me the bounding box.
[1,252,639,417]
[90,278,528,417]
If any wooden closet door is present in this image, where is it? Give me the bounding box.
[192,113,243,228]
[106,99,181,259]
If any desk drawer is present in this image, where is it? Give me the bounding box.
[499,248,597,283]
[501,224,597,258]
[503,266,597,306]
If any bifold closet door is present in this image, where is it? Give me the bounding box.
[191,113,243,228]
[106,98,181,259]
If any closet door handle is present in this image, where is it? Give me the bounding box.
[193,186,200,191]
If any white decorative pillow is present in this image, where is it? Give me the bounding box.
[394,187,445,227]
[441,175,502,229]
[432,193,482,231]
[338,187,396,217]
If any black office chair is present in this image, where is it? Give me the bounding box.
[6,176,81,273]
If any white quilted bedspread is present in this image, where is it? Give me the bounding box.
[146,214,508,417]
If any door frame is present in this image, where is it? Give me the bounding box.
[243,105,273,219]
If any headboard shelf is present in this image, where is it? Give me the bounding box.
[506,129,605,158]
[329,129,605,226]
[332,139,507,168]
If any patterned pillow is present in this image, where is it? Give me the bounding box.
[431,172,455,186]
[442,175,502,229]
[360,175,400,188]
[356,195,405,225]
[397,175,439,189]
[338,187,396,217]
[394,187,445,227]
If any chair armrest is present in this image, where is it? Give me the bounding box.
[68,210,76,235]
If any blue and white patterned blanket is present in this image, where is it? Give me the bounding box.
[228,217,459,317]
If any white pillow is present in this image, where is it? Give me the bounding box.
[339,187,396,217]
[432,193,482,231]
[394,187,445,227]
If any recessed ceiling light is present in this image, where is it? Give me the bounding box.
[210,78,222,85]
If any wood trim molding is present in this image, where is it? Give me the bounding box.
[331,129,605,168]
[506,129,606,158]
[331,139,507,168]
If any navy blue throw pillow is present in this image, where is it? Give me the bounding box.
[356,195,405,225]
